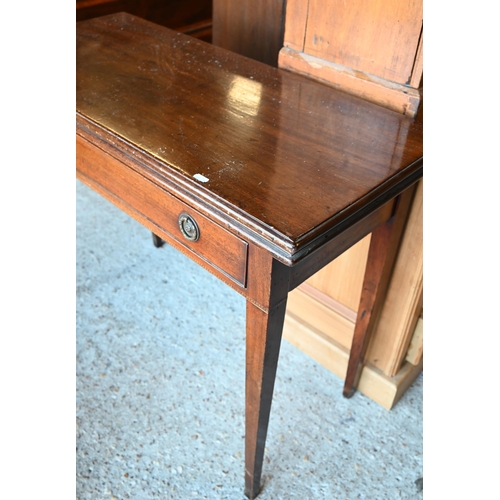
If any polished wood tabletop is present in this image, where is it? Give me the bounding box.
[77,12,422,265]
[77,12,423,499]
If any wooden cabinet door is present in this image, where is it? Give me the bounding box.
[284,180,423,409]
[278,0,423,408]
[279,0,423,115]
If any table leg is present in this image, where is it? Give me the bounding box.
[151,232,164,248]
[343,186,417,398]
[244,246,290,499]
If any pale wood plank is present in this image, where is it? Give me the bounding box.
[283,313,423,410]
[302,0,422,84]
[298,282,357,323]
[288,183,423,378]
[409,31,424,89]
[278,47,421,116]
[282,0,310,52]
[405,317,423,366]
[286,287,355,350]
[366,180,423,376]
[305,235,370,313]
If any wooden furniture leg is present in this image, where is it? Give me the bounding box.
[151,232,164,248]
[343,186,417,398]
[245,245,291,499]
[77,15,423,495]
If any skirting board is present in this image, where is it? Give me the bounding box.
[283,312,423,410]
[278,47,421,117]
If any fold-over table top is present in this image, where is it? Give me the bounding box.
[77,13,422,261]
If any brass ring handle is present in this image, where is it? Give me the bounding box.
[178,212,200,242]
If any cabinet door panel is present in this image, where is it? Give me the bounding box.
[306,235,370,313]
[303,0,422,84]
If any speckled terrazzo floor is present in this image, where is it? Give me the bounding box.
[76,179,423,500]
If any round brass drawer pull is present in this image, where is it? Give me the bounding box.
[178,212,200,242]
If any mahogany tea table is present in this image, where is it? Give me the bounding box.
[76,13,423,498]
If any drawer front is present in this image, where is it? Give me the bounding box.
[77,135,248,287]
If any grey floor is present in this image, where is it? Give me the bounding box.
[76,179,423,500]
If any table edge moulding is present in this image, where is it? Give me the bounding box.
[76,12,423,498]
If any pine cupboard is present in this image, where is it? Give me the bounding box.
[278,0,423,409]
[279,0,423,116]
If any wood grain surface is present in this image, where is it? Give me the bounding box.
[303,0,422,84]
[76,13,424,497]
[212,0,286,66]
[77,13,422,263]
[77,135,249,287]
